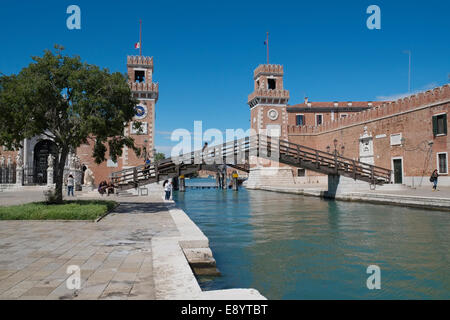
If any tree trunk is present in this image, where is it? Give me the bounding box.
[54,148,69,204]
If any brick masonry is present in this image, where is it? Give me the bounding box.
[248,63,450,186]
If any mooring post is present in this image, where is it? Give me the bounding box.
[221,171,227,189]
[179,175,186,192]
[216,172,221,188]
[232,171,238,191]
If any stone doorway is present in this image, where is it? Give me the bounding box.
[33,140,57,184]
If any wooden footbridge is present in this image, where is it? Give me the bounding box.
[111,135,391,191]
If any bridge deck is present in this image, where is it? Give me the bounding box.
[111,135,391,190]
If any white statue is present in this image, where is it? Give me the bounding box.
[7,156,11,166]
[0,156,4,167]
[74,156,81,170]
[47,154,54,168]
[16,153,23,168]
[69,154,76,169]
[84,166,95,186]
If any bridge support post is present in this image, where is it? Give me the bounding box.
[215,172,221,189]
[222,173,227,189]
[232,171,238,191]
[179,175,186,192]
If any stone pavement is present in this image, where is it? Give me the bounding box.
[0,187,49,206]
[0,191,180,300]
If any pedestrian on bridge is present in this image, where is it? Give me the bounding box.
[143,159,151,179]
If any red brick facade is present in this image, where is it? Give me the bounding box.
[76,55,159,184]
[0,55,159,186]
[249,63,450,186]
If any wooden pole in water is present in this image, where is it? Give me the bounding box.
[215,172,221,188]
[232,171,238,191]
[179,175,185,192]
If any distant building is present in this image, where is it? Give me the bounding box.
[0,55,159,187]
[247,63,449,187]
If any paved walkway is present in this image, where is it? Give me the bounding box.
[0,191,180,300]
[371,185,450,198]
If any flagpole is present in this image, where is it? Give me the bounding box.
[139,20,142,56]
[266,32,269,64]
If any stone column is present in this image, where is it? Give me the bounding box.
[47,155,54,187]
[0,156,5,184]
[73,156,82,191]
[7,156,13,183]
[16,152,23,186]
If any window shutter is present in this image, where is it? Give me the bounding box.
[432,115,438,136]
[443,114,448,135]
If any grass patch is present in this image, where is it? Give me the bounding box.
[0,200,118,221]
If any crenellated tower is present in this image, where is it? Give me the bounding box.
[125,55,159,166]
[247,64,289,140]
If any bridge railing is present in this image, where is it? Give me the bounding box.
[256,136,391,183]
[111,134,391,187]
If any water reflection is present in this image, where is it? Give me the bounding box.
[173,179,450,299]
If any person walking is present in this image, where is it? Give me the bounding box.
[67,174,75,197]
[430,169,439,191]
[163,180,172,200]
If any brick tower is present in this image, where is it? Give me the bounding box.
[246,64,295,188]
[125,55,159,167]
[247,64,289,141]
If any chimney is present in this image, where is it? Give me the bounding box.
[304,97,308,104]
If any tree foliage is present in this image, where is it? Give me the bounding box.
[154,152,166,162]
[0,45,140,202]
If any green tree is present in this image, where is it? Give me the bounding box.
[154,152,165,162]
[0,45,140,203]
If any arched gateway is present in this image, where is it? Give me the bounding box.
[32,140,57,184]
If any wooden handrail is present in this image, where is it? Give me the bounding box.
[111,134,391,187]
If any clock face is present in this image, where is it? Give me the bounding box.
[135,105,147,119]
[268,109,279,121]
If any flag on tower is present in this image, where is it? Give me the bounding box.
[135,42,140,49]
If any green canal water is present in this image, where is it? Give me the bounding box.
[173,179,450,299]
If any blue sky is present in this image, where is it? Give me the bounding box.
[1,0,449,155]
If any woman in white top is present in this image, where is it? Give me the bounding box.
[163,180,172,200]
[67,174,75,197]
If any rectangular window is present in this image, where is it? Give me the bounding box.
[297,168,306,177]
[316,114,323,126]
[135,70,145,83]
[130,121,148,135]
[432,113,447,136]
[296,114,305,126]
[437,153,448,174]
[340,113,348,118]
[268,78,276,90]
[390,133,402,146]
[107,159,118,168]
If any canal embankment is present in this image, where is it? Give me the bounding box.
[152,196,266,300]
[250,184,450,211]
[0,185,266,300]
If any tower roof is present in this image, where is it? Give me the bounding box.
[127,55,153,70]
[253,64,283,79]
